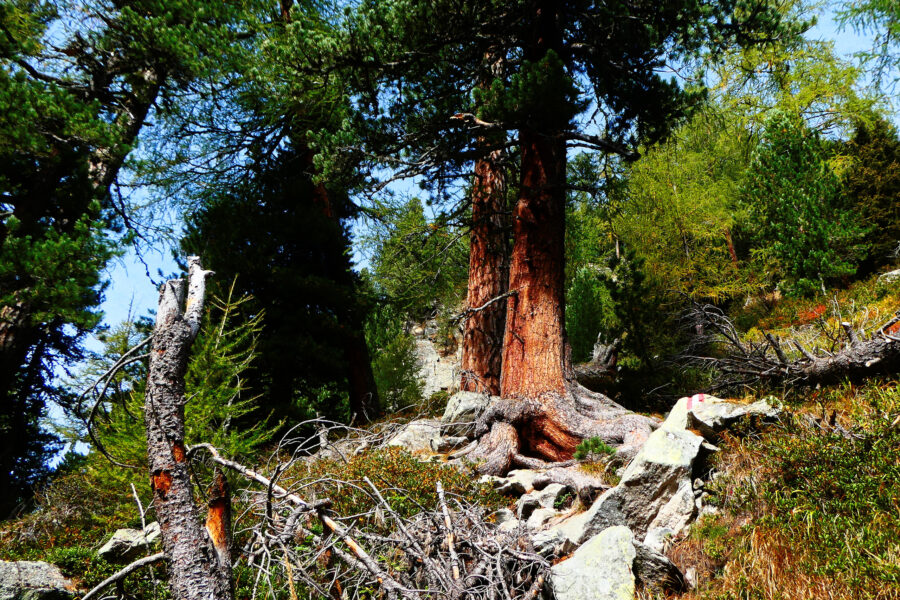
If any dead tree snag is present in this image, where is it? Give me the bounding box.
[145,257,233,600]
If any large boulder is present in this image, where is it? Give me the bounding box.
[386,419,442,454]
[547,426,704,548]
[548,526,636,600]
[97,521,161,563]
[662,394,780,438]
[0,562,75,600]
[440,391,497,437]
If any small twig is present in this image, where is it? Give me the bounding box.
[437,481,461,582]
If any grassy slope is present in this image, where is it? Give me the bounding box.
[667,274,900,600]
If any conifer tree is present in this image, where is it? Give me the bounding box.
[743,110,868,295]
[0,0,264,517]
[329,0,802,472]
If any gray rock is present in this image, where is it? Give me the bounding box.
[525,507,558,530]
[544,427,703,547]
[386,419,442,454]
[414,338,459,400]
[633,539,686,593]
[494,469,541,496]
[0,561,75,600]
[97,522,160,562]
[643,527,677,553]
[516,483,572,519]
[429,435,468,453]
[548,526,636,600]
[662,394,780,438]
[530,528,569,556]
[440,391,497,437]
[645,477,697,535]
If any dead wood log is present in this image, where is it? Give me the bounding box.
[686,304,900,387]
[145,257,234,600]
[573,337,621,391]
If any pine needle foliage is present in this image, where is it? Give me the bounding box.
[742,110,869,296]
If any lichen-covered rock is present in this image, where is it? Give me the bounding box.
[440,391,497,437]
[548,526,636,600]
[386,419,442,454]
[662,394,780,438]
[544,426,703,547]
[0,561,75,600]
[97,522,161,562]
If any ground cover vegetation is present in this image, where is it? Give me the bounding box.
[0,0,899,598]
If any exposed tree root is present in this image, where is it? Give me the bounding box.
[470,383,657,476]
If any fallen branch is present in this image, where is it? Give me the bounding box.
[81,552,165,600]
[684,304,900,387]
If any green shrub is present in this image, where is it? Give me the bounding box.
[573,437,616,460]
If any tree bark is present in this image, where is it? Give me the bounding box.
[145,257,233,600]
[500,127,569,399]
[460,144,509,395]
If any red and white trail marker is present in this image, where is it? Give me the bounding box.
[686,393,706,411]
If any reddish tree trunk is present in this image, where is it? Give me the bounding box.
[461,146,509,395]
[469,2,657,474]
[500,128,569,399]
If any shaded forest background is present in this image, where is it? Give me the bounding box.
[1,0,899,596]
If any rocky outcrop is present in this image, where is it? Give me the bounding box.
[413,332,460,400]
[0,562,75,600]
[548,526,636,600]
[98,521,161,562]
[526,393,782,592]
